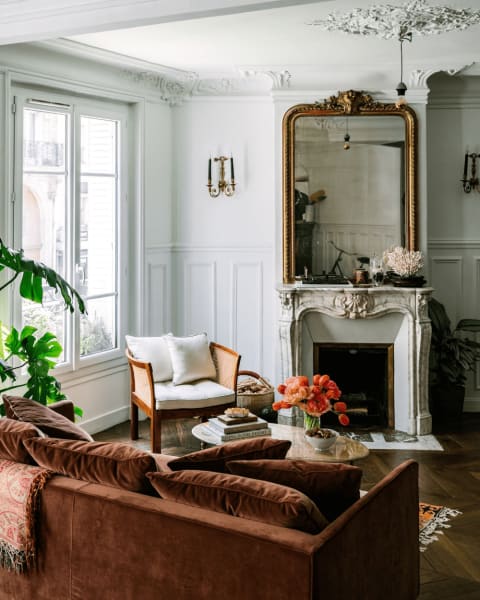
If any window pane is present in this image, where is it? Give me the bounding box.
[80,296,116,357]
[79,175,116,296]
[81,117,116,174]
[23,174,66,277]
[22,299,66,362]
[23,109,66,171]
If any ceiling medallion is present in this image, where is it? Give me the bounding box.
[309,0,480,106]
[308,0,480,40]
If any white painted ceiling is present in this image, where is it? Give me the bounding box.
[66,0,480,79]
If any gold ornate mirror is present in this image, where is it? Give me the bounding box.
[282,90,417,283]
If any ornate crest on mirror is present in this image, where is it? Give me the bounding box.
[282,90,417,284]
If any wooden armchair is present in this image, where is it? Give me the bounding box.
[126,340,240,452]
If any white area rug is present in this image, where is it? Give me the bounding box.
[344,431,443,451]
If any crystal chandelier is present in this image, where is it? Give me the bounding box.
[309,0,480,105]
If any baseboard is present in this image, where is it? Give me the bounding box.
[464,398,480,412]
[80,405,130,435]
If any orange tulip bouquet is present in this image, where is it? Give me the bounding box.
[273,374,350,433]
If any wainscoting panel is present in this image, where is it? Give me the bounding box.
[428,240,480,412]
[184,261,217,338]
[145,248,171,335]
[232,262,263,372]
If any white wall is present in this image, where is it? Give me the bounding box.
[427,73,480,411]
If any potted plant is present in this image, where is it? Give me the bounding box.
[0,238,85,415]
[428,297,480,422]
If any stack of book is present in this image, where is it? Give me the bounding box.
[206,412,271,443]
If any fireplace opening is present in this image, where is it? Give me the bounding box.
[314,343,394,429]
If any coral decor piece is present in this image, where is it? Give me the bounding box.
[383,246,424,277]
[273,374,350,429]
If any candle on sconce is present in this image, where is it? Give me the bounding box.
[463,152,468,181]
[230,156,235,181]
[208,158,212,183]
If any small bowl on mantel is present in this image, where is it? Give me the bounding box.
[304,428,338,451]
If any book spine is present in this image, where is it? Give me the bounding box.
[207,427,271,442]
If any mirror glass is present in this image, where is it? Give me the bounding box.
[282,92,417,283]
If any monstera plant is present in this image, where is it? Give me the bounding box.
[0,238,85,415]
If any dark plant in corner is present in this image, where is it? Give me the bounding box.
[428,297,480,420]
[0,238,85,416]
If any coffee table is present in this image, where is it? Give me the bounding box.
[192,422,369,464]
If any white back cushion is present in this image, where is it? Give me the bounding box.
[126,335,173,383]
[166,333,217,385]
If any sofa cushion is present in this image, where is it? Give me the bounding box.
[147,469,329,534]
[166,333,216,385]
[3,395,93,441]
[23,438,156,493]
[226,459,362,521]
[167,437,291,473]
[126,334,173,383]
[0,417,43,463]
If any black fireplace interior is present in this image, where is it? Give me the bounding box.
[314,343,393,428]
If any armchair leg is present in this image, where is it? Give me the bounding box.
[130,402,139,441]
[151,410,162,453]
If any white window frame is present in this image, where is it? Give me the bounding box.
[11,86,129,374]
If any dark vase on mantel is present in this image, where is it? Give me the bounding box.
[388,273,426,288]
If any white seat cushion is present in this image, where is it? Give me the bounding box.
[166,333,217,385]
[154,379,235,410]
[126,335,173,383]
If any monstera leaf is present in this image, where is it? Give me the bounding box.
[0,238,85,314]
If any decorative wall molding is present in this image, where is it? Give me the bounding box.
[146,263,169,336]
[123,69,197,105]
[428,239,480,249]
[184,261,217,338]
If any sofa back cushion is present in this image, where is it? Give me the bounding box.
[125,334,173,382]
[165,333,217,385]
[23,438,156,493]
[167,437,291,473]
[147,469,329,534]
[226,459,362,521]
[0,417,43,463]
[3,395,92,441]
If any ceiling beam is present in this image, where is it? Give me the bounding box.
[0,0,324,45]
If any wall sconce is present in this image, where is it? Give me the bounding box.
[207,155,236,197]
[461,151,480,193]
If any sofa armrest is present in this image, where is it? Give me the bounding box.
[311,459,419,599]
[49,399,75,423]
[210,342,241,391]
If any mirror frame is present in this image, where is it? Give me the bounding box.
[282,90,418,283]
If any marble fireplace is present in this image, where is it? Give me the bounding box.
[277,285,433,435]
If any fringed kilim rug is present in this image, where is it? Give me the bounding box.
[419,502,462,552]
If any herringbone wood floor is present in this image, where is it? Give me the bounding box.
[95,414,480,599]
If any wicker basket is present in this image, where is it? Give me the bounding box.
[236,370,274,415]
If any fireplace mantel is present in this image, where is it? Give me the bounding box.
[277,284,433,435]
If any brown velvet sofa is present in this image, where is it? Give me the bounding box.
[0,453,419,600]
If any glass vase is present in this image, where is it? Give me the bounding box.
[304,413,320,432]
